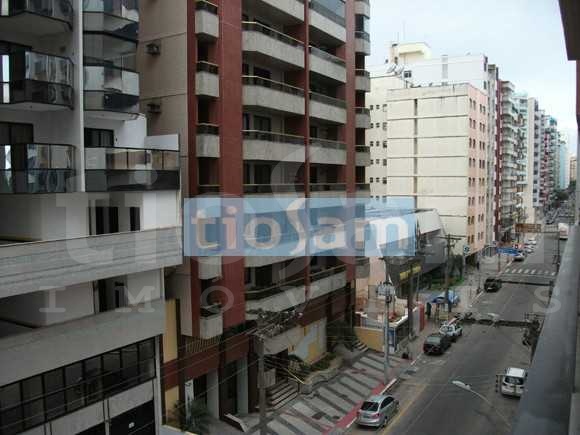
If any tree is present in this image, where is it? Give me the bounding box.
[174,400,211,435]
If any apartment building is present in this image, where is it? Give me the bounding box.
[519,97,543,224]
[376,43,500,247]
[139,0,371,426]
[367,83,488,258]
[540,116,560,206]
[570,156,577,183]
[0,2,181,435]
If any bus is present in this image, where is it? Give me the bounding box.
[559,223,569,240]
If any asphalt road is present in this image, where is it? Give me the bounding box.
[349,231,566,435]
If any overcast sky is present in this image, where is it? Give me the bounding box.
[369,0,577,155]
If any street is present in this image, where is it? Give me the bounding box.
[349,231,565,435]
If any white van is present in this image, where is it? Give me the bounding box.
[501,367,527,397]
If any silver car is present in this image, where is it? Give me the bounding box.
[356,394,399,428]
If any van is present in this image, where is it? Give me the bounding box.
[501,367,527,398]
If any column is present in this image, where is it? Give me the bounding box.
[236,356,249,415]
[207,370,220,419]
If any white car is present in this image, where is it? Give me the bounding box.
[501,367,527,398]
[527,238,537,245]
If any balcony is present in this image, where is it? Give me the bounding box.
[196,61,219,98]
[355,31,371,55]
[243,183,305,195]
[356,257,370,279]
[85,146,180,192]
[195,0,219,40]
[197,124,220,158]
[245,277,306,317]
[354,0,370,17]
[309,0,346,45]
[309,264,347,299]
[242,21,305,69]
[243,0,305,23]
[200,304,223,339]
[356,145,371,166]
[84,65,139,119]
[243,130,305,163]
[0,143,75,194]
[0,227,182,299]
[243,76,305,115]
[309,46,346,83]
[83,0,139,41]
[355,69,371,92]
[198,256,222,279]
[0,50,73,109]
[309,92,346,124]
[0,0,73,35]
[356,107,371,128]
[309,138,346,165]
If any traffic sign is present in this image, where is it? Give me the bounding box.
[497,247,519,256]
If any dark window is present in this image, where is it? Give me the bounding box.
[85,128,114,148]
[65,363,85,412]
[253,66,271,79]
[130,207,140,231]
[254,116,271,132]
[242,63,250,75]
[242,113,251,130]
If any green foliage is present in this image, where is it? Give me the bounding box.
[174,400,211,435]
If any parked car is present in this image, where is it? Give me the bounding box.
[484,277,502,292]
[356,394,399,428]
[500,367,528,398]
[439,321,463,341]
[423,333,451,355]
[525,246,534,254]
[514,252,526,261]
[527,237,537,245]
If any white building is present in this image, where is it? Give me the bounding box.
[367,82,488,258]
[0,3,181,434]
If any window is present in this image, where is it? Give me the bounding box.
[383,159,387,166]
[253,66,271,79]
[254,116,271,132]
[382,122,387,130]
[383,141,387,148]
[369,141,374,147]
[85,128,114,148]
[375,123,380,128]
[403,70,412,78]
[370,177,373,183]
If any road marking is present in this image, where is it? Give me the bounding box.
[531,270,537,275]
[551,271,556,276]
[523,269,530,274]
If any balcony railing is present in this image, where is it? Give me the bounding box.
[83,0,139,40]
[0,143,75,194]
[310,264,347,281]
[242,21,304,48]
[197,123,219,135]
[2,0,74,25]
[309,91,346,108]
[355,69,370,78]
[0,50,73,108]
[85,147,179,192]
[309,46,345,67]
[243,184,305,194]
[355,30,370,41]
[243,75,305,97]
[309,0,345,26]
[310,183,346,192]
[243,130,305,146]
[356,107,371,116]
[83,65,139,114]
[310,138,346,150]
[195,0,218,15]
[246,276,306,301]
[196,61,219,74]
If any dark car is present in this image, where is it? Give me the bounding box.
[484,278,502,292]
[423,333,451,355]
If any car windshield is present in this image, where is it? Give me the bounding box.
[505,376,525,385]
[361,401,379,411]
[426,336,441,344]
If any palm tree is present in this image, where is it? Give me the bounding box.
[174,399,211,434]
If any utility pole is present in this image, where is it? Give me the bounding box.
[443,234,461,313]
[256,335,267,435]
[380,258,392,385]
[249,309,299,435]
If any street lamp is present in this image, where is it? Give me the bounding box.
[451,380,512,430]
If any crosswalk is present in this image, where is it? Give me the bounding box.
[504,267,557,277]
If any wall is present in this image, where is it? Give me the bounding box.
[289,317,327,363]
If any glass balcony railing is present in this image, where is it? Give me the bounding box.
[2,0,74,25]
[243,130,305,146]
[83,0,139,39]
[310,91,346,108]
[309,0,345,26]
[85,146,179,191]
[309,46,345,67]
[0,50,73,107]
[310,137,346,150]
[243,21,304,49]
[243,75,305,97]
[83,65,139,114]
[0,143,75,194]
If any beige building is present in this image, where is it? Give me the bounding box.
[570,156,577,183]
[367,82,488,257]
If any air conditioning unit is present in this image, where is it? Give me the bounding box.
[147,101,162,114]
[146,42,161,55]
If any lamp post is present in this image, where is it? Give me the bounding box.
[451,380,512,430]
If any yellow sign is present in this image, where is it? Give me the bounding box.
[399,264,422,281]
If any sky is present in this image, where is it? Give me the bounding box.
[369,0,578,156]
